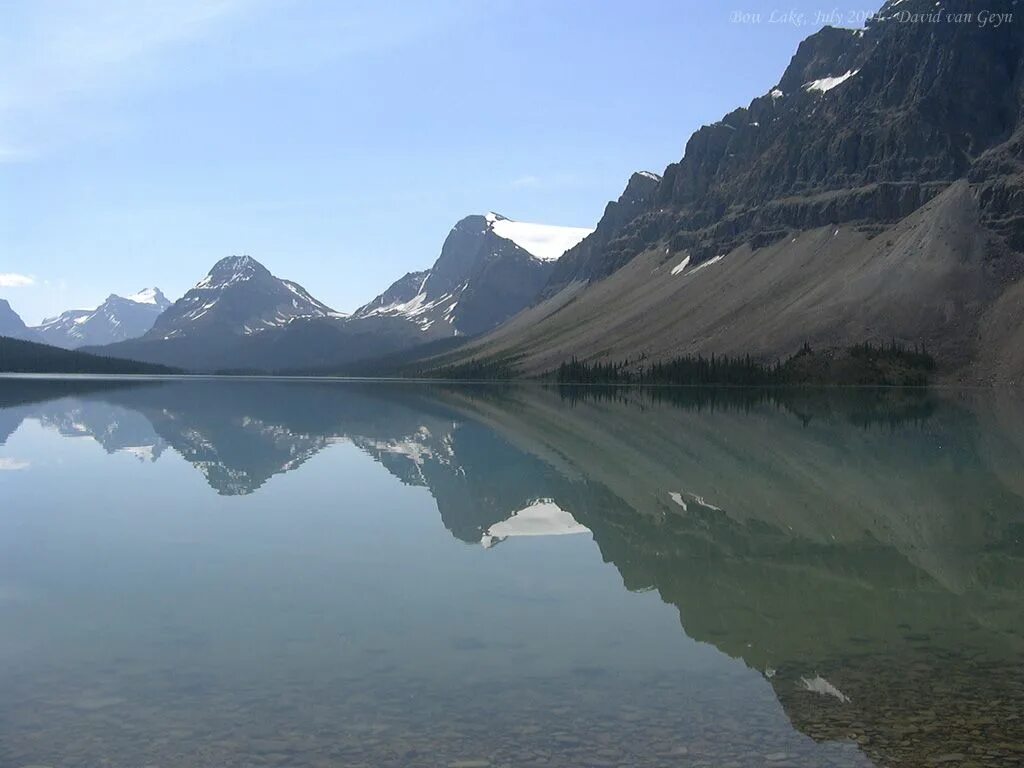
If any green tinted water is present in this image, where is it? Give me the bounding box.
[1,378,1021,768]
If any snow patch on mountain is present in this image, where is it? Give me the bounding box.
[359,288,460,332]
[126,288,163,305]
[33,289,170,348]
[151,256,341,341]
[485,212,593,262]
[804,69,859,94]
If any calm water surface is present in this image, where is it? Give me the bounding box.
[1,378,1022,768]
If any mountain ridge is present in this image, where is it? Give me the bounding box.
[425,0,1024,384]
[354,212,592,337]
[0,299,41,343]
[92,211,591,372]
[34,288,172,348]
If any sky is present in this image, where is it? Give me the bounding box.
[0,0,865,324]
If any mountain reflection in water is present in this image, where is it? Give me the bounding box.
[1,377,1022,768]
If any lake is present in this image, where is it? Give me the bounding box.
[1,377,1022,768]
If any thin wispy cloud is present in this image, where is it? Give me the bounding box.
[511,175,542,189]
[0,459,31,471]
[510,172,586,190]
[0,145,34,163]
[0,0,476,162]
[0,273,35,288]
[0,0,258,160]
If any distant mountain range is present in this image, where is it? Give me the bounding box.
[34,288,171,348]
[4,0,1024,383]
[88,212,591,372]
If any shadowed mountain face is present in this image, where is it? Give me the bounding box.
[437,0,1024,383]
[0,300,41,342]
[2,379,1022,766]
[355,213,592,338]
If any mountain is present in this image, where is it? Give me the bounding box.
[33,288,172,348]
[432,0,1024,385]
[94,255,348,371]
[147,256,341,341]
[93,213,590,373]
[542,171,661,298]
[354,212,592,337]
[0,299,41,342]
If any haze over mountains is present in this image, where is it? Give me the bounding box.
[3,0,1024,383]
[34,289,171,348]
[0,300,40,343]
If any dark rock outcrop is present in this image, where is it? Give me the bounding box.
[437,0,1024,383]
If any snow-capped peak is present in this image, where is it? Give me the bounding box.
[31,287,170,348]
[125,287,167,306]
[484,212,593,262]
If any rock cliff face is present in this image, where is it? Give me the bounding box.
[543,172,661,296]
[437,0,1024,384]
[645,0,1022,263]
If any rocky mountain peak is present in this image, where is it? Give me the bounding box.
[123,288,171,307]
[542,170,664,297]
[623,171,661,203]
[775,25,870,95]
[355,212,593,339]
[204,255,270,284]
[32,288,174,349]
[144,256,336,343]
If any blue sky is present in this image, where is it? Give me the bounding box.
[1,0,862,324]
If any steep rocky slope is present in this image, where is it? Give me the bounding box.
[434,0,1024,384]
